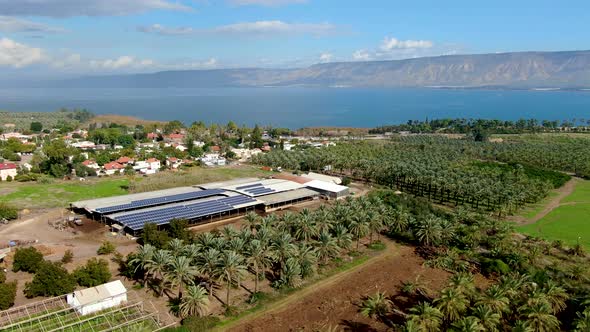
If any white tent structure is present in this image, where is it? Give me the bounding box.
[66,280,127,315]
[305,180,349,199]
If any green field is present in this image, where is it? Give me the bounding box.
[518,180,590,248]
[0,178,128,209]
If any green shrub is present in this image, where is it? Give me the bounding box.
[0,281,17,310]
[61,249,74,264]
[0,270,5,283]
[73,258,111,287]
[24,261,76,298]
[0,203,18,221]
[12,247,44,273]
[481,258,510,276]
[97,241,116,255]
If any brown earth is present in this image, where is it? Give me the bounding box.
[226,244,452,332]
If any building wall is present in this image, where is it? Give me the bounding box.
[0,168,17,181]
[66,293,127,315]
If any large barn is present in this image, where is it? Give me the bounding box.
[71,177,349,235]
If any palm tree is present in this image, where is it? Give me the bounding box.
[451,316,485,332]
[245,239,272,293]
[294,210,318,242]
[512,320,534,332]
[348,215,369,250]
[332,224,353,250]
[167,238,185,256]
[217,250,247,307]
[408,302,443,332]
[542,282,568,314]
[244,211,260,231]
[436,287,469,323]
[414,216,443,246]
[129,244,155,285]
[574,309,590,331]
[179,285,209,318]
[270,232,298,271]
[295,244,318,279]
[278,257,302,288]
[471,305,501,332]
[449,273,476,300]
[360,292,391,320]
[197,248,220,296]
[146,249,172,296]
[520,302,560,332]
[165,256,198,299]
[315,231,340,265]
[476,284,510,317]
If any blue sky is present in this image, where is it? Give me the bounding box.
[0,0,588,77]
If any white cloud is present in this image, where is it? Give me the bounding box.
[352,49,370,61]
[0,0,191,17]
[0,38,46,68]
[380,37,433,51]
[0,16,65,33]
[214,20,335,36]
[228,0,307,6]
[319,52,333,63]
[90,56,155,70]
[138,24,194,35]
[139,20,336,37]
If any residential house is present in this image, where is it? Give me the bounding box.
[103,162,125,175]
[201,154,226,166]
[115,156,134,165]
[0,163,17,181]
[166,157,183,169]
[82,159,101,171]
[147,158,161,170]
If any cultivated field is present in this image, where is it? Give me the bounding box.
[518,179,590,248]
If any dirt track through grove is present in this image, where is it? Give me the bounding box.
[516,178,578,225]
[224,243,450,332]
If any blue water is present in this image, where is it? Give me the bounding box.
[0,87,589,128]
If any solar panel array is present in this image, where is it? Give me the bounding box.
[95,189,225,214]
[237,183,276,197]
[111,195,258,231]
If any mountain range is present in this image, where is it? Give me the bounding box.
[36,50,590,89]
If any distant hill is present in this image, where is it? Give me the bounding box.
[46,50,590,89]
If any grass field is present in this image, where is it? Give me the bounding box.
[0,165,272,210]
[518,180,590,248]
[0,178,128,209]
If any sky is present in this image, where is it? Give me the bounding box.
[0,0,588,78]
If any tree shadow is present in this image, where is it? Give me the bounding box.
[339,320,377,332]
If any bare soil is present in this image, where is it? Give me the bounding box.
[227,244,451,332]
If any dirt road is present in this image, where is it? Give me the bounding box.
[515,178,578,225]
[223,243,450,332]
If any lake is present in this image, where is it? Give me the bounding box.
[0,87,589,128]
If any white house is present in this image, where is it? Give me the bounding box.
[0,163,17,181]
[66,280,127,316]
[201,153,226,166]
[71,141,96,150]
[146,158,161,170]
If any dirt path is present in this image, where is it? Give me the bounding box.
[515,178,578,225]
[221,242,450,332]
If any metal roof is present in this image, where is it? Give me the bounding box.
[256,188,319,205]
[305,180,349,193]
[72,280,126,306]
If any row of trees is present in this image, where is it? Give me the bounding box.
[356,190,590,331]
[121,197,390,318]
[253,140,566,214]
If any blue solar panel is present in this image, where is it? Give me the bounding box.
[236,183,262,190]
[110,193,261,231]
[96,189,225,213]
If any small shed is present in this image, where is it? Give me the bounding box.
[305,180,349,199]
[66,280,127,315]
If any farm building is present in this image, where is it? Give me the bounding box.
[66,280,127,315]
[71,177,347,235]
